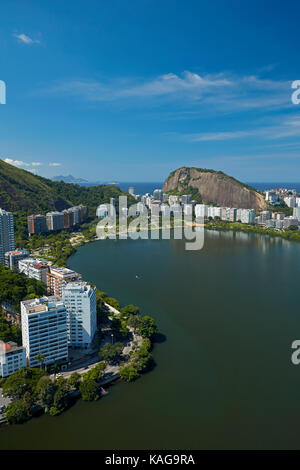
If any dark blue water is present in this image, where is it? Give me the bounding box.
[1,230,300,449]
[115,182,163,195]
[116,182,300,196]
[248,183,300,193]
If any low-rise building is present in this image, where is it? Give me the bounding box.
[4,248,29,269]
[0,341,26,377]
[21,296,68,368]
[18,258,51,284]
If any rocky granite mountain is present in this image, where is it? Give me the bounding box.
[162,167,267,210]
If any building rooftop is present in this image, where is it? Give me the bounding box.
[49,266,81,278]
[0,208,12,216]
[21,296,64,315]
[20,257,50,267]
[5,249,28,256]
[63,281,95,294]
[0,341,24,354]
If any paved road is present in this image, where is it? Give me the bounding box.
[0,389,11,408]
[0,388,11,419]
[49,303,142,383]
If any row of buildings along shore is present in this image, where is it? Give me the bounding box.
[1,258,97,376]
[0,208,96,378]
[1,182,300,378]
[96,187,300,230]
[28,204,87,235]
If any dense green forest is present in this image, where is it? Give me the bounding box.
[0,265,47,310]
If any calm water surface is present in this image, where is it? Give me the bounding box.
[0,230,300,450]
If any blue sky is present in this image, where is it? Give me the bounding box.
[1,0,300,182]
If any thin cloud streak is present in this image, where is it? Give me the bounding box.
[44,71,293,113]
[13,33,40,45]
[184,116,300,142]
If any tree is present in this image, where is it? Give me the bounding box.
[119,364,140,383]
[2,367,46,399]
[105,297,120,311]
[36,376,56,412]
[110,317,129,341]
[82,362,105,381]
[51,386,69,415]
[22,391,34,412]
[131,338,153,373]
[49,363,60,379]
[68,372,81,390]
[5,399,31,424]
[35,353,45,370]
[137,316,158,339]
[99,342,123,364]
[120,304,140,320]
[79,379,99,401]
[127,314,142,331]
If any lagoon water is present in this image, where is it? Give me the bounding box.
[1,230,300,450]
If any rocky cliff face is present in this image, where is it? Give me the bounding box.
[162,167,267,210]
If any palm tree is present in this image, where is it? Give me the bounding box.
[50,363,60,380]
[35,353,45,370]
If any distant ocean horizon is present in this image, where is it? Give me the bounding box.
[114,182,300,195]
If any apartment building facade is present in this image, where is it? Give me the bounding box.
[47,266,82,297]
[18,258,51,284]
[21,296,69,367]
[4,248,29,269]
[62,282,97,348]
[0,341,26,377]
[0,209,15,265]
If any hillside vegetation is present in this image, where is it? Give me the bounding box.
[0,159,131,215]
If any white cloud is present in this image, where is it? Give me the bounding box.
[14,33,40,45]
[49,162,61,167]
[4,158,30,167]
[46,71,292,113]
[4,158,43,167]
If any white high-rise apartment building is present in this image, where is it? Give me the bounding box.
[63,282,97,349]
[241,209,255,224]
[96,204,109,218]
[284,196,296,208]
[0,209,15,265]
[195,204,208,218]
[21,296,68,367]
[293,207,300,220]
